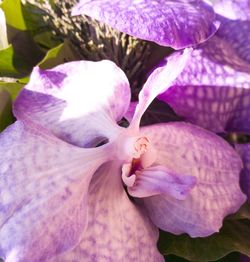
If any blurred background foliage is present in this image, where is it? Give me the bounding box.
[0,1,249,261]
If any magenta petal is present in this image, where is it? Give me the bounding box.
[49,162,164,262]
[138,122,246,237]
[14,60,130,147]
[72,0,218,49]
[235,143,250,202]
[128,165,197,200]
[0,121,110,261]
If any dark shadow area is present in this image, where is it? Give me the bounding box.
[6,25,44,76]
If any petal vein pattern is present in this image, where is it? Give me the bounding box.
[48,162,164,262]
[72,0,218,49]
[158,2,250,133]
[0,121,111,262]
[138,122,246,237]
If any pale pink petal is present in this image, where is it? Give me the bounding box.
[138,122,246,237]
[0,121,111,261]
[14,60,130,147]
[130,49,191,131]
[49,162,164,262]
[235,143,250,202]
[127,165,196,199]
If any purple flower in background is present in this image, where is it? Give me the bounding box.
[0,49,246,262]
[157,0,250,202]
[72,0,219,49]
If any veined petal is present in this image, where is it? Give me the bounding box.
[49,162,164,262]
[127,165,197,199]
[159,43,250,132]
[130,49,190,131]
[159,8,250,134]
[214,18,250,66]
[0,8,8,50]
[0,121,111,262]
[138,122,246,237]
[72,0,218,49]
[235,143,250,202]
[14,60,130,147]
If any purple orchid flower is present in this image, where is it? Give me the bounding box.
[0,49,246,262]
[71,0,219,49]
[156,0,250,202]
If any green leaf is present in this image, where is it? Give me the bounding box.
[0,89,14,131]
[20,1,48,33]
[1,0,26,30]
[0,81,24,100]
[0,45,20,77]
[38,40,78,69]
[34,31,61,50]
[158,220,250,261]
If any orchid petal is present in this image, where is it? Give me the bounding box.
[213,18,250,66]
[14,60,130,147]
[72,0,218,49]
[0,121,110,261]
[235,143,250,203]
[127,165,197,199]
[49,162,164,262]
[130,49,190,131]
[0,8,8,50]
[214,0,250,20]
[123,101,137,123]
[159,51,250,133]
[159,11,250,134]
[138,122,246,237]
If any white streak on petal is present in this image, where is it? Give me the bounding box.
[0,8,8,49]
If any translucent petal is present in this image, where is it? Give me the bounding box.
[130,49,190,131]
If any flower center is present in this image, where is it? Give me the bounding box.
[121,136,157,187]
[133,137,150,158]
